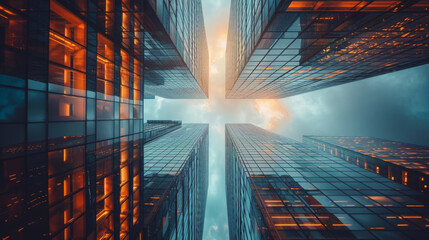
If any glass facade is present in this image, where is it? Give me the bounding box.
[226,124,429,239]
[143,120,182,143]
[226,0,429,99]
[143,124,209,239]
[304,136,429,195]
[0,0,145,239]
[143,0,209,99]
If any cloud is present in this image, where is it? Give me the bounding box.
[279,64,429,146]
[253,99,289,131]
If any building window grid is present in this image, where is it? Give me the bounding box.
[226,124,429,239]
[304,136,429,195]
[143,124,208,239]
[0,0,144,239]
[226,1,429,98]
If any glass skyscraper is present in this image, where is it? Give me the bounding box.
[226,124,429,239]
[226,0,429,99]
[144,0,209,99]
[303,136,429,195]
[143,124,209,239]
[1,0,146,239]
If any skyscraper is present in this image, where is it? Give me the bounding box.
[303,136,429,194]
[0,0,145,239]
[143,0,209,99]
[226,124,429,239]
[143,124,209,239]
[226,1,429,99]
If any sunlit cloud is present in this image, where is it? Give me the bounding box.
[253,99,289,131]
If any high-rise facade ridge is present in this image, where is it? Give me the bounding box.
[144,0,209,99]
[304,136,429,194]
[226,124,429,239]
[143,124,209,239]
[226,0,429,99]
[144,120,182,143]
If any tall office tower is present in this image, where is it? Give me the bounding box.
[143,0,209,99]
[0,0,145,239]
[143,120,182,143]
[226,124,429,240]
[143,124,209,239]
[226,1,429,99]
[303,136,429,194]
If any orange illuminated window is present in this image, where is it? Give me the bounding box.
[361,1,401,12]
[48,168,85,204]
[49,94,86,121]
[121,150,129,165]
[120,200,129,221]
[402,171,408,185]
[102,0,115,35]
[121,2,131,47]
[96,176,113,201]
[49,190,85,235]
[133,175,140,191]
[120,217,129,239]
[121,86,130,101]
[48,146,85,176]
[49,65,86,96]
[121,50,130,87]
[120,183,129,202]
[49,0,87,96]
[133,205,139,225]
[287,1,366,12]
[50,0,86,45]
[133,90,141,102]
[96,194,114,240]
[120,166,129,184]
[133,15,143,56]
[60,102,73,117]
[0,3,26,50]
[97,79,114,100]
[49,31,86,71]
[97,34,114,82]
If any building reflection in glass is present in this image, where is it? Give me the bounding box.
[226,0,429,98]
[304,136,429,195]
[226,124,429,239]
[143,120,182,144]
[143,123,208,239]
[1,0,144,239]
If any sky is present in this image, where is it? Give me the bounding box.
[144,0,429,239]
